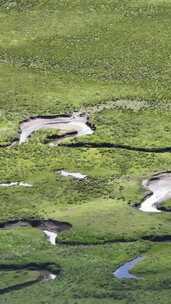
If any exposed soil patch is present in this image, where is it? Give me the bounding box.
[0,262,59,295]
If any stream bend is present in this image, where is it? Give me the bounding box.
[19,113,94,144]
[0,218,72,245]
[0,263,59,295]
[113,256,144,280]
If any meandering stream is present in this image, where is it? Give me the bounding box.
[19,113,94,144]
[113,256,144,280]
[0,263,58,295]
[1,108,171,292]
[0,219,71,246]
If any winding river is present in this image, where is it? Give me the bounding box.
[19,113,94,145]
[113,256,144,280]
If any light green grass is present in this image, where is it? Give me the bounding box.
[85,108,171,148]
[0,0,171,122]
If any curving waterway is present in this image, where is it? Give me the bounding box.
[0,219,72,246]
[0,263,58,295]
[19,113,94,145]
[113,256,144,280]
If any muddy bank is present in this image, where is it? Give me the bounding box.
[113,256,144,280]
[0,219,72,245]
[19,113,94,144]
[58,170,87,180]
[0,263,59,295]
[139,172,171,213]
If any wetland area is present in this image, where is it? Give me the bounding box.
[0,1,171,304]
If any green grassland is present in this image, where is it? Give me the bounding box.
[0,0,171,118]
[0,234,171,304]
[86,107,171,148]
[0,0,171,303]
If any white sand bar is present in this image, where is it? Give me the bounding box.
[0,182,32,187]
[19,113,93,144]
[48,273,57,280]
[140,172,171,213]
[59,170,87,180]
[43,230,57,245]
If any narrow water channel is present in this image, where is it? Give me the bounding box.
[113,256,144,280]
